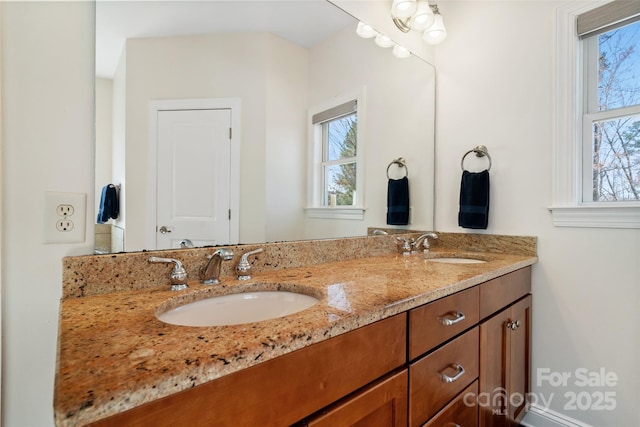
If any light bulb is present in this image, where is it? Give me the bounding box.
[374,34,395,48]
[356,21,378,39]
[423,14,447,45]
[392,45,412,59]
[408,0,434,31]
[391,0,417,19]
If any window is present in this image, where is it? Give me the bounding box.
[582,17,640,203]
[307,94,365,219]
[321,110,357,207]
[551,0,640,228]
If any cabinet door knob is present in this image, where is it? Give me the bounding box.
[441,363,466,383]
[507,320,521,330]
[438,311,466,326]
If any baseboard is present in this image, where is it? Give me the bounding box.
[521,404,593,427]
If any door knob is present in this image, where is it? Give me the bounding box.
[158,226,171,234]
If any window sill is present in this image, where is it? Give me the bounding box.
[305,207,366,220]
[548,205,640,229]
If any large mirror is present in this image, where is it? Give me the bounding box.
[94,0,436,254]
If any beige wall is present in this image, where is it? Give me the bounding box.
[112,46,126,234]
[95,78,113,215]
[1,2,95,426]
[435,2,639,426]
[264,35,309,242]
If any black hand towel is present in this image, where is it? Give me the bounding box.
[387,177,410,225]
[458,170,490,229]
[96,184,119,224]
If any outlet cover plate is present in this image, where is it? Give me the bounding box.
[43,191,87,244]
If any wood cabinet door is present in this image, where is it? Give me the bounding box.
[479,307,510,427]
[479,295,532,427]
[508,295,531,424]
[304,370,408,427]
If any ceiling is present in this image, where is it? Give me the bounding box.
[96,0,356,78]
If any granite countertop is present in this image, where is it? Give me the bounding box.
[54,248,537,426]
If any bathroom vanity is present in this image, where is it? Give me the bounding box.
[54,233,536,426]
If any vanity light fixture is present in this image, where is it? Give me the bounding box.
[421,5,447,45]
[355,0,446,59]
[374,33,395,48]
[392,44,411,58]
[356,22,378,39]
[391,0,418,19]
[392,0,447,45]
[357,20,413,58]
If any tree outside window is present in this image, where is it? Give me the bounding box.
[589,20,640,201]
[324,113,357,206]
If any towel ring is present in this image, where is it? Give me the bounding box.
[386,157,408,179]
[461,145,492,172]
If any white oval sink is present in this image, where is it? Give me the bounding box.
[157,291,320,327]
[428,257,487,264]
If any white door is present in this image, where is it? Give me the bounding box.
[156,109,231,249]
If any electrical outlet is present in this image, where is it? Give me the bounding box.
[57,204,74,217]
[56,220,74,232]
[44,191,86,243]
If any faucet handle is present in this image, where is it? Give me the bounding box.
[179,239,194,248]
[149,257,188,291]
[396,237,412,256]
[237,248,264,280]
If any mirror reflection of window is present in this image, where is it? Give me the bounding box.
[312,99,361,208]
[324,110,358,206]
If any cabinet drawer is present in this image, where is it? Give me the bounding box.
[479,267,531,319]
[409,286,479,359]
[423,380,478,427]
[409,327,479,427]
[302,370,408,427]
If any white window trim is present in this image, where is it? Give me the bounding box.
[550,0,640,228]
[305,88,366,220]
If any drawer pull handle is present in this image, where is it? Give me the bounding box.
[439,311,466,326]
[441,363,466,383]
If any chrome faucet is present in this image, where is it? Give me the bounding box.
[148,257,188,291]
[412,232,439,253]
[236,248,264,281]
[200,248,234,285]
